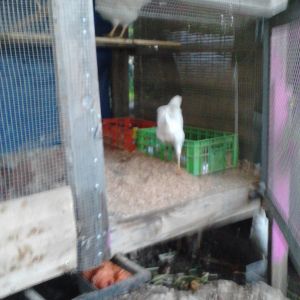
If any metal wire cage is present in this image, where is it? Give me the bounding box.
[0,0,297,298]
[265,0,300,277]
[0,0,63,201]
[0,0,108,297]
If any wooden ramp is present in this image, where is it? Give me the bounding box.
[104,148,260,255]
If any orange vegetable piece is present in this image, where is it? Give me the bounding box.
[82,267,99,281]
[92,262,115,289]
[82,260,132,289]
[114,269,131,283]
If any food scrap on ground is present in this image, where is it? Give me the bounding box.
[82,261,132,289]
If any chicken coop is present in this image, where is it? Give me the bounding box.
[1,0,300,298]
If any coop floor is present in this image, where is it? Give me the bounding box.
[105,147,255,219]
[104,146,260,255]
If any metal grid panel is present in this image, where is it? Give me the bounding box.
[268,19,300,266]
[140,0,239,24]
[0,0,66,201]
[140,0,285,22]
[131,12,262,162]
[0,0,109,270]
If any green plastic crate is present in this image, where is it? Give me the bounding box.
[136,126,238,176]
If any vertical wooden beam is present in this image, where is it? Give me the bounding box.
[261,19,270,185]
[51,0,109,271]
[271,220,288,295]
[111,49,129,117]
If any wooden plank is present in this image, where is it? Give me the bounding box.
[0,32,260,53]
[211,199,261,229]
[0,186,77,299]
[110,187,260,255]
[0,32,52,45]
[271,220,288,296]
[51,0,109,270]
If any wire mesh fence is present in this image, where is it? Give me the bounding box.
[127,6,262,162]
[0,0,109,272]
[0,0,67,201]
[268,18,300,266]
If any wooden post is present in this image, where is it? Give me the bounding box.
[51,0,109,270]
[271,220,288,295]
[111,49,129,117]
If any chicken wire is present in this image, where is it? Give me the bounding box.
[268,18,300,271]
[0,0,67,201]
[128,8,263,162]
[1,0,109,271]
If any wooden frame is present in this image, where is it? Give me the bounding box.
[0,1,276,298]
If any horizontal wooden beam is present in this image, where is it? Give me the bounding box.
[0,32,52,45]
[0,32,180,49]
[0,186,77,298]
[95,36,181,49]
[110,187,260,255]
[0,32,259,52]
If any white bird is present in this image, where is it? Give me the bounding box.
[250,207,269,260]
[156,95,185,172]
[95,0,151,38]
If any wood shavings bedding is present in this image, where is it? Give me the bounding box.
[104,147,254,219]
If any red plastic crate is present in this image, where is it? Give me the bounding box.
[102,117,156,152]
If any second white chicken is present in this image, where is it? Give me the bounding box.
[95,0,151,38]
[156,95,185,171]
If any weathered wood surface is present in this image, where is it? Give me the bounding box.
[51,0,108,270]
[110,186,260,255]
[0,33,260,53]
[271,221,288,296]
[0,186,77,299]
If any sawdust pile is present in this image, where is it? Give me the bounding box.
[104,147,253,219]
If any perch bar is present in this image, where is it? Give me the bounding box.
[0,32,181,49]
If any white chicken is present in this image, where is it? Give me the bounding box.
[250,207,269,260]
[95,0,151,38]
[156,95,185,171]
